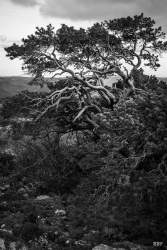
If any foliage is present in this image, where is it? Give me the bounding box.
[1,90,47,119]
[0,152,16,177]
[59,74,167,246]
[1,71,167,249]
[4,14,167,133]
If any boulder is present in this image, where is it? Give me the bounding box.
[92,244,113,250]
[0,238,5,250]
[92,242,148,250]
[35,195,51,200]
[112,241,147,249]
[9,242,16,250]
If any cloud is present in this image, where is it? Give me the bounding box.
[0,35,7,48]
[38,0,167,31]
[0,35,7,43]
[10,0,38,7]
[40,0,136,20]
[136,0,167,29]
[6,0,167,30]
[0,35,20,48]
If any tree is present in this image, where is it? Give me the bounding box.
[5,14,167,132]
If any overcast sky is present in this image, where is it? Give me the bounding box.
[0,0,167,76]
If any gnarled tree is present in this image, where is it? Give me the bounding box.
[5,13,167,133]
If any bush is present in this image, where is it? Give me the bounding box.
[1,73,167,248]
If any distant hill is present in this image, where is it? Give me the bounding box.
[0,76,166,100]
[159,77,167,83]
[0,76,49,99]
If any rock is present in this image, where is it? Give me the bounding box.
[20,246,28,250]
[22,193,29,199]
[54,209,66,215]
[17,188,26,195]
[0,185,10,191]
[35,195,51,200]
[92,244,113,250]
[75,240,90,247]
[112,241,147,250]
[0,192,4,198]
[9,242,16,250]
[9,242,28,250]
[0,228,13,237]
[0,238,6,250]
[92,242,148,250]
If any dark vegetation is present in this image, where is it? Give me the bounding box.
[0,14,167,249]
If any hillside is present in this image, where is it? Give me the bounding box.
[0,76,49,99]
[0,74,167,250]
[159,77,167,83]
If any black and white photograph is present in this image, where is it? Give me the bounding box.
[0,0,167,249]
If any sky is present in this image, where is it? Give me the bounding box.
[0,0,167,77]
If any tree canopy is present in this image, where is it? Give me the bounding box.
[5,13,167,132]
